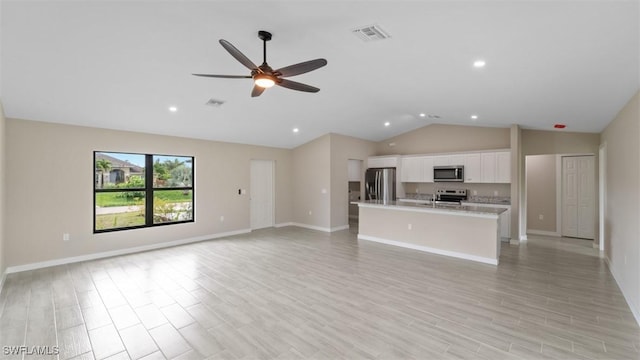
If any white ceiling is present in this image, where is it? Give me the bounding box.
[1,1,639,149]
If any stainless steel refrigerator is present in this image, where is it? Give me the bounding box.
[365,167,396,202]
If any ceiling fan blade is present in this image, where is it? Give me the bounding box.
[219,39,259,71]
[251,84,265,97]
[276,78,320,93]
[192,74,252,79]
[275,59,327,77]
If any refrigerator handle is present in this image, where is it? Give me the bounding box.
[375,171,380,200]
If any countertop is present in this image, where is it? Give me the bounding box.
[401,193,511,206]
[355,200,507,218]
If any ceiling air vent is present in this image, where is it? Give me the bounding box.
[205,98,225,107]
[352,25,390,42]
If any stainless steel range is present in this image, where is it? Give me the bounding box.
[435,189,468,204]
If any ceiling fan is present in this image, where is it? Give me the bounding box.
[193,30,327,97]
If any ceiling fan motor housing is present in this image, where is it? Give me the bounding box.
[258,30,272,41]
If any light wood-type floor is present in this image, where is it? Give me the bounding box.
[1,227,639,360]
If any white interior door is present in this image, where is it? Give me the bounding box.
[250,160,274,230]
[562,156,595,239]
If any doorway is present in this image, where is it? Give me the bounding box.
[250,160,275,230]
[561,155,595,239]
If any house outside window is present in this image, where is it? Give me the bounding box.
[94,151,194,232]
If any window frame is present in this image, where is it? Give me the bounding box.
[93,151,195,233]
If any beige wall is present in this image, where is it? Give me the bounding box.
[526,155,557,232]
[5,119,293,268]
[376,124,510,155]
[0,101,6,280]
[601,90,640,321]
[292,134,331,229]
[522,129,600,155]
[520,129,600,241]
[329,133,376,229]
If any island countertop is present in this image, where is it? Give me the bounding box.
[355,200,507,218]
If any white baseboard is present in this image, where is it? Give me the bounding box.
[0,270,6,297]
[604,256,640,326]
[527,229,561,237]
[274,222,294,228]
[357,234,498,265]
[289,223,349,233]
[519,235,528,241]
[290,223,332,232]
[5,228,251,274]
[509,239,520,245]
[331,225,350,232]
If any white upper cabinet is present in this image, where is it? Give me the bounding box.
[401,156,435,182]
[449,154,465,166]
[367,156,399,168]
[432,155,450,167]
[481,152,497,183]
[463,154,482,183]
[481,151,511,183]
[400,157,424,182]
[496,152,511,183]
[395,150,511,184]
[423,157,434,182]
[348,159,362,182]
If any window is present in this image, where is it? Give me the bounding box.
[94,151,194,232]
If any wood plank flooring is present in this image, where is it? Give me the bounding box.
[0,227,638,359]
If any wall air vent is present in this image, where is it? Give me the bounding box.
[206,98,225,107]
[352,24,390,42]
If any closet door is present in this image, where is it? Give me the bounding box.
[562,156,594,239]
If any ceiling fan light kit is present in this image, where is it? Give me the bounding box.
[194,30,327,97]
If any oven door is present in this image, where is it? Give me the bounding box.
[434,166,464,182]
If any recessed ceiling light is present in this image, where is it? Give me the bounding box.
[384,122,390,127]
[168,106,178,112]
[292,128,299,133]
[473,60,486,68]
[471,115,478,120]
[419,113,426,117]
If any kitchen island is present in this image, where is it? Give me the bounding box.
[354,200,506,265]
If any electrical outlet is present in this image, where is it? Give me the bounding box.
[493,190,499,196]
[308,210,312,215]
[408,223,412,230]
[473,190,477,195]
[220,216,224,222]
[63,233,70,241]
[538,214,544,220]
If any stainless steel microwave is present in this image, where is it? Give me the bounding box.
[434,165,464,182]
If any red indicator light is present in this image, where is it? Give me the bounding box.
[554,124,566,129]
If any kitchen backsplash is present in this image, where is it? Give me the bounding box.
[403,182,511,198]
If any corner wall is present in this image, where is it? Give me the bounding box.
[600,90,640,323]
[329,134,376,229]
[4,118,293,269]
[292,134,331,230]
[0,101,6,286]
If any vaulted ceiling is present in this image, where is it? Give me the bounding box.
[1,1,638,148]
